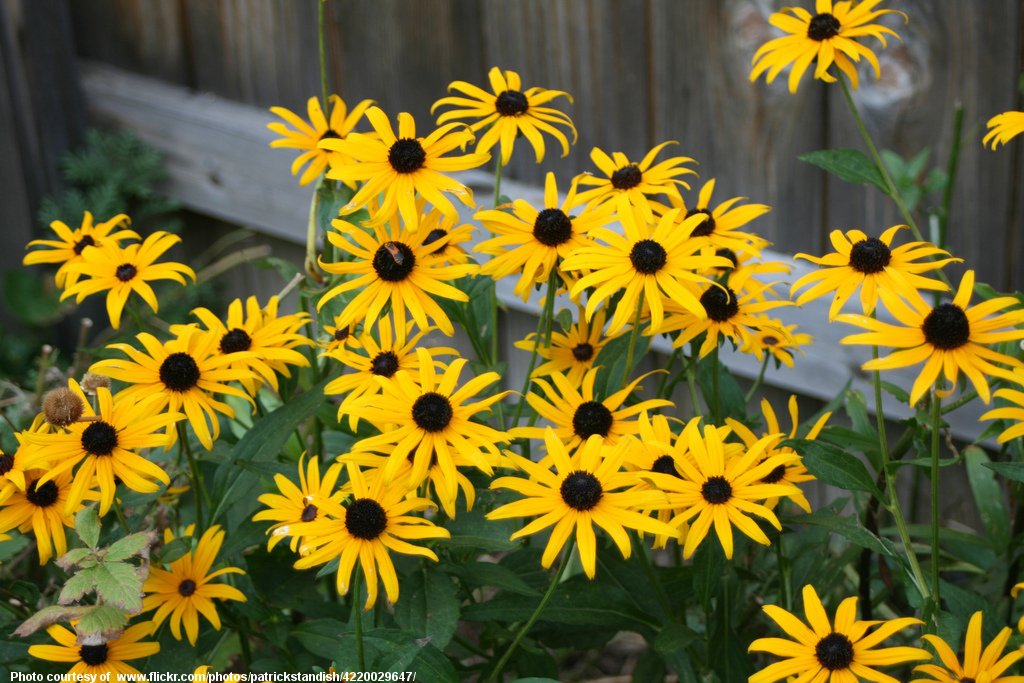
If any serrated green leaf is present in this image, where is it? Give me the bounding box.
[92,561,144,612]
[75,506,100,549]
[788,439,880,496]
[56,548,95,571]
[394,568,459,651]
[74,604,129,640]
[965,446,1010,550]
[105,532,155,562]
[59,570,98,605]
[799,149,887,194]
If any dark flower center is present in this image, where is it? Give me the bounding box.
[922,303,971,350]
[423,228,449,253]
[159,352,201,392]
[572,401,613,438]
[411,392,454,432]
[372,241,416,282]
[26,479,59,508]
[388,138,426,174]
[79,643,109,665]
[333,328,350,342]
[961,679,976,683]
[651,455,682,478]
[0,452,13,475]
[807,12,841,41]
[701,286,740,322]
[560,471,603,511]
[572,343,595,362]
[762,335,780,346]
[495,90,529,116]
[716,248,738,269]
[701,476,733,504]
[761,463,788,484]
[301,503,318,522]
[815,632,854,670]
[319,129,342,141]
[345,498,387,539]
[848,238,891,274]
[630,239,668,274]
[611,164,642,190]
[115,263,138,282]
[73,235,95,255]
[533,208,573,246]
[370,351,400,377]
[220,328,252,354]
[81,421,119,456]
[687,208,716,237]
[178,579,197,597]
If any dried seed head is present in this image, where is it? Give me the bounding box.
[42,387,85,428]
[81,373,111,393]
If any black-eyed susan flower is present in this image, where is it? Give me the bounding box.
[323,106,490,230]
[417,207,475,266]
[320,316,361,355]
[432,66,577,165]
[0,468,91,564]
[174,295,312,396]
[792,226,957,320]
[984,111,1024,150]
[912,611,1023,683]
[512,367,672,451]
[21,380,181,516]
[91,327,256,450]
[476,172,614,300]
[645,418,799,559]
[981,388,1024,444]
[741,322,814,368]
[268,94,374,186]
[489,430,676,578]
[253,454,345,552]
[317,213,478,337]
[323,315,456,429]
[562,206,731,335]
[750,0,905,93]
[23,211,139,288]
[142,525,246,645]
[749,584,929,683]
[60,231,196,329]
[291,463,449,609]
[573,143,697,223]
[0,415,49,504]
[838,270,1024,405]
[345,349,510,489]
[28,621,159,680]
[653,178,771,256]
[514,306,624,386]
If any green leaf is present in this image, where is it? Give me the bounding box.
[788,439,880,496]
[880,381,910,403]
[3,270,66,326]
[442,561,538,596]
[75,505,101,549]
[154,538,190,565]
[965,446,1010,550]
[653,624,699,682]
[983,461,1024,483]
[105,531,155,562]
[798,149,888,194]
[554,308,574,333]
[796,508,898,558]
[691,540,726,608]
[92,561,144,612]
[591,332,651,400]
[316,181,355,236]
[59,570,97,605]
[394,568,460,651]
[441,506,517,552]
[407,643,458,682]
[74,604,129,640]
[696,358,746,421]
[56,548,95,571]
[14,605,90,637]
[290,618,348,661]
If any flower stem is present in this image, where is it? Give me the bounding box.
[352,570,365,671]
[178,423,206,530]
[686,354,703,417]
[710,346,722,423]
[488,157,505,429]
[656,348,681,399]
[492,155,503,208]
[744,354,771,404]
[775,526,793,612]
[317,0,329,109]
[487,538,573,682]
[939,102,964,251]
[930,389,942,620]
[621,295,645,389]
[514,269,559,428]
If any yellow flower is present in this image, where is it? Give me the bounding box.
[323,106,490,230]
[268,94,374,186]
[0,414,50,504]
[253,454,345,551]
[142,525,246,645]
[433,66,576,165]
[488,430,677,578]
[60,231,195,329]
[741,323,814,368]
[653,178,771,256]
[981,387,1024,444]
[320,317,361,355]
[749,584,929,683]
[912,611,1023,683]
[23,211,139,288]
[750,0,905,93]
[0,468,92,564]
[984,111,1024,150]
[28,621,159,681]
[513,306,624,386]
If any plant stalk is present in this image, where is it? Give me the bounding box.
[930,389,942,621]
[514,269,559,428]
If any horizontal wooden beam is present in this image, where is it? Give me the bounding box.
[79,61,989,440]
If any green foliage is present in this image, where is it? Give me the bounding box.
[798,149,887,193]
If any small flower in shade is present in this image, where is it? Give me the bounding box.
[0,468,93,564]
[320,317,361,356]
[476,172,615,300]
[172,295,312,396]
[317,212,478,337]
[984,111,1024,150]
[23,211,139,288]
[1011,581,1024,632]
[20,380,181,516]
[513,306,624,386]
[981,387,1024,444]
[344,349,510,490]
[90,327,256,450]
[573,142,697,224]
[59,231,196,329]
[254,454,345,552]
[512,367,673,451]
[652,178,771,256]
[28,621,160,680]
[432,66,577,165]
[912,611,1023,683]
[726,396,831,513]
[792,226,957,320]
[750,0,905,93]
[488,430,677,578]
[741,322,814,368]
[322,106,490,230]
[416,207,476,266]
[838,270,1024,405]
[749,584,929,683]
[292,463,450,609]
[561,205,731,335]
[0,415,51,505]
[268,94,375,186]
[323,315,456,430]
[644,418,800,559]
[142,525,246,645]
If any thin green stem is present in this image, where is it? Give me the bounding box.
[317,0,329,109]
[112,499,131,535]
[487,539,574,682]
[621,295,645,389]
[744,354,770,404]
[493,155,503,208]
[930,390,942,620]
[488,157,505,429]
[178,423,206,530]
[941,390,976,414]
[305,176,326,282]
[711,347,721,423]
[352,571,366,671]
[775,526,793,612]
[656,348,681,399]
[939,103,964,251]
[686,354,703,417]
[515,270,559,428]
